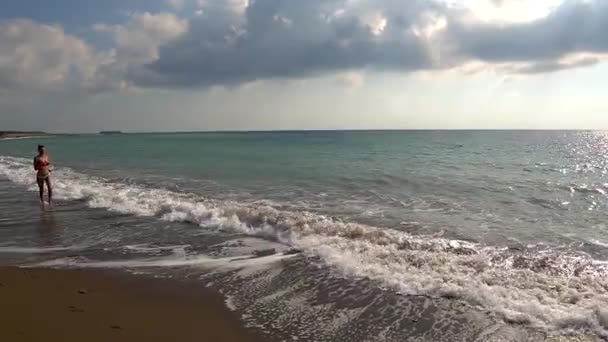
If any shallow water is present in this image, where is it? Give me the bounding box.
[1,131,607,341]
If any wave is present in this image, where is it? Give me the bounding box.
[587,239,608,249]
[2,155,608,336]
[0,136,52,141]
[0,246,81,254]
[30,251,293,269]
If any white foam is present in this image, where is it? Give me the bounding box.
[32,254,220,268]
[33,257,182,268]
[209,237,289,258]
[2,155,608,336]
[0,136,52,141]
[588,239,608,249]
[30,251,294,270]
[224,294,238,311]
[121,244,190,254]
[0,246,80,254]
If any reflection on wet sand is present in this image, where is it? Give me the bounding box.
[38,211,62,247]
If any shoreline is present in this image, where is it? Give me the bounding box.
[0,131,50,140]
[0,266,270,342]
[0,135,51,140]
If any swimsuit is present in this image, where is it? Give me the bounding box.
[36,159,50,180]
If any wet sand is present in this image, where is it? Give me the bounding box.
[0,267,268,342]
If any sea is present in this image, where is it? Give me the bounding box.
[1,131,608,341]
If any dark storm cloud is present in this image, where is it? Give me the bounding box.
[130,0,441,87]
[510,56,600,74]
[129,0,608,87]
[449,0,608,63]
[3,0,608,93]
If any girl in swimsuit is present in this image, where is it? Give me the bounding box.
[33,144,52,206]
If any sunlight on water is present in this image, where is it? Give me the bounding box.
[2,131,608,340]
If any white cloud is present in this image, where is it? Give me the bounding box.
[335,71,365,87]
[273,14,293,28]
[0,12,189,94]
[94,12,188,62]
[0,19,110,92]
[361,12,388,36]
[166,0,186,10]
[197,0,250,15]
[463,0,564,23]
[92,12,189,90]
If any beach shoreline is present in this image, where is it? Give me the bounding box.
[0,131,50,140]
[0,266,270,342]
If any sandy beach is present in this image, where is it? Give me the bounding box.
[0,267,268,342]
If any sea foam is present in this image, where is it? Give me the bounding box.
[2,155,608,336]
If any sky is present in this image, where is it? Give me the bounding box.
[0,0,607,132]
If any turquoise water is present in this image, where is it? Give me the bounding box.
[3,131,608,247]
[2,131,608,340]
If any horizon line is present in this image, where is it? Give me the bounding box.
[6,128,606,135]
[52,128,606,134]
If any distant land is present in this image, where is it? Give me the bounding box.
[99,131,123,135]
[0,131,49,139]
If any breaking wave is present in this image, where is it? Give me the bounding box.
[2,155,608,337]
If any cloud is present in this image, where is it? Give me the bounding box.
[130,0,441,87]
[2,0,608,95]
[94,12,188,63]
[0,19,110,93]
[448,0,608,64]
[489,0,533,9]
[166,0,186,10]
[197,0,250,15]
[0,12,190,95]
[91,12,188,91]
[335,71,364,87]
[508,55,600,74]
[130,0,608,88]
